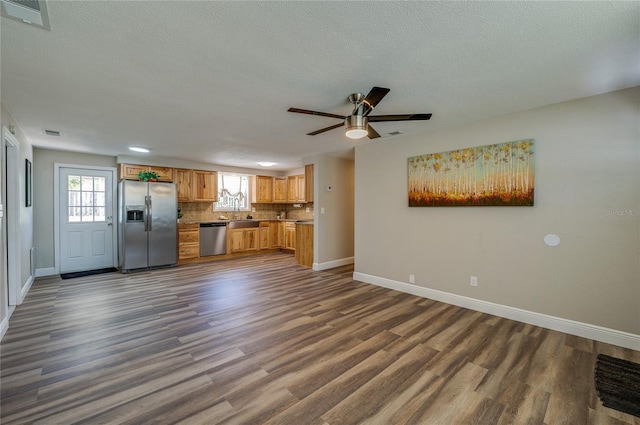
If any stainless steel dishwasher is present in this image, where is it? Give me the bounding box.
[199,222,227,256]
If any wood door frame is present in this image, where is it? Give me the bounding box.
[54,164,118,274]
[3,127,20,306]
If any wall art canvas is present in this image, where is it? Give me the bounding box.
[408,139,535,207]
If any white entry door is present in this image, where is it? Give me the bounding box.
[59,167,116,273]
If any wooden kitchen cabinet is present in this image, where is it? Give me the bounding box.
[178,223,199,260]
[193,170,217,202]
[259,223,270,250]
[174,168,194,202]
[295,223,313,267]
[270,221,283,248]
[254,176,274,203]
[119,164,174,182]
[273,177,287,203]
[305,164,314,203]
[287,175,305,202]
[284,222,296,251]
[227,228,259,253]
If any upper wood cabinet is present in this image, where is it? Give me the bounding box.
[287,176,298,202]
[287,175,305,202]
[119,164,174,182]
[193,170,218,202]
[254,176,274,203]
[273,177,287,203]
[174,168,194,202]
[305,164,314,203]
[252,170,312,204]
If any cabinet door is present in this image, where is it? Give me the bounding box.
[174,169,194,202]
[227,229,245,253]
[297,175,305,202]
[270,221,281,248]
[193,170,218,201]
[256,176,273,203]
[285,224,296,251]
[149,166,174,182]
[273,177,287,203]
[287,176,298,203]
[259,227,270,250]
[305,164,314,203]
[120,164,148,180]
[245,228,259,251]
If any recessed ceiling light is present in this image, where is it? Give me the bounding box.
[257,162,276,167]
[129,147,150,153]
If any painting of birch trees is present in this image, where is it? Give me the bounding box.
[408,139,535,206]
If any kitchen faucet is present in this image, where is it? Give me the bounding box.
[232,198,239,219]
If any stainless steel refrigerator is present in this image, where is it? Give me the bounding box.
[118,180,178,272]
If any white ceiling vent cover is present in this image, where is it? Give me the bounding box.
[1,0,50,30]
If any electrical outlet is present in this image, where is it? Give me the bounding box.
[409,274,415,284]
[470,276,478,287]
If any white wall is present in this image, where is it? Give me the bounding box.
[1,104,34,338]
[33,148,117,273]
[307,155,354,269]
[355,87,640,336]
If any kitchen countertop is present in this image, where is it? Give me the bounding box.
[181,219,313,225]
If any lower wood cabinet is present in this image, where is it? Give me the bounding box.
[259,223,270,250]
[227,228,259,254]
[270,221,284,248]
[284,222,296,251]
[178,224,199,260]
[295,223,313,267]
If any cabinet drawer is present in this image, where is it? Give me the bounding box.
[178,243,199,259]
[179,231,199,244]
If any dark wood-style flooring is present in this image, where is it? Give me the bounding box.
[2,252,639,424]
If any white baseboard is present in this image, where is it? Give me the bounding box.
[19,275,35,305]
[0,305,16,341]
[353,272,640,351]
[314,256,354,271]
[35,267,56,277]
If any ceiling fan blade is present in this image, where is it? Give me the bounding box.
[364,87,390,108]
[362,87,390,116]
[288,107,346,120]
[307,122,344,136]
[367,125,381,139]
[368,113,432,122]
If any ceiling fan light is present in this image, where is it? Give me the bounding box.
[345,115,368,139]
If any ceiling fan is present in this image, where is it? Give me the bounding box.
[288,86,432,140]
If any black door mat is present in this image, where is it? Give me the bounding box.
[595,353,640,418]
[60,267,118,280]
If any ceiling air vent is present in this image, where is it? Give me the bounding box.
[1,0,50,30]
[44,129,60,136]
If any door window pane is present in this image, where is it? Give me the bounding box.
[67,175,107,223]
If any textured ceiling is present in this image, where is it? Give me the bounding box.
[1,1,639,171]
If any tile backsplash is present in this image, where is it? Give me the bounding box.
[179,202,314,222]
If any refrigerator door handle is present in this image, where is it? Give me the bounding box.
[147,195,152,232]
[145,195,152,232]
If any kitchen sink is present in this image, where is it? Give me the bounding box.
[228,220,259,229]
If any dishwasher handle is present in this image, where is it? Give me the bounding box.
[200,222,228,227]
